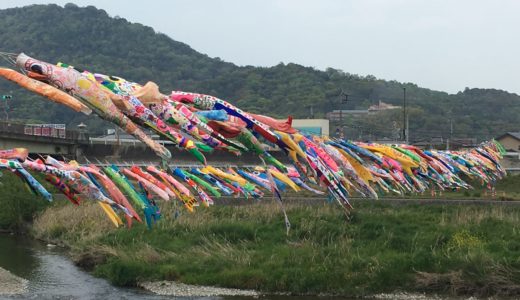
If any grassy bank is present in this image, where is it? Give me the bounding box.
[31,200,520,297]
[377,174,520,201]
[0,172,49,231]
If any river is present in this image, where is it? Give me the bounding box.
[0,234,355,300]
[2,234,496,300]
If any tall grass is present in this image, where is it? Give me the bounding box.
[375,174,520,200]
[0,171,49,230]
[32,200,520,296]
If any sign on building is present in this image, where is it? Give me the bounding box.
[24,124,66,139]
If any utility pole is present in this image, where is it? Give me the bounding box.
[2,95,12,122]
[305,105,315,119]
[406,113,409,144]
[450,118,453,141]
[114,126,121,158]
[402,87,407,143]
[339,90,348,136]
[446,118,453,150]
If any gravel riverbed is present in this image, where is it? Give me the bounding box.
[0,267,28,295]
[139,281,259,297]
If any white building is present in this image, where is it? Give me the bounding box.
[292,119,330,136]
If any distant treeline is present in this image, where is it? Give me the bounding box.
[0,3,518,140]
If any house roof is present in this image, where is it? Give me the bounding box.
[497,132,520,141]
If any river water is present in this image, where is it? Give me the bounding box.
[0,234,356,300]
[0,234,174,300]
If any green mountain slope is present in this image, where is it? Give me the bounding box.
[0,3,518,141]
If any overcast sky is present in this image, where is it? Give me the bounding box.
[1,0,518,94]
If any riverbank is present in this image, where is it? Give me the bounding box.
[30,200,520,297]
[139,281,259,297]
[0,266,28,295]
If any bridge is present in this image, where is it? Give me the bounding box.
[0,121,288,165]
[2,120,516,173]
[0,121,89,157]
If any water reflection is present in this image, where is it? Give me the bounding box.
[1,234,349,300]
[0,234,40,278]
[0,234,183,299]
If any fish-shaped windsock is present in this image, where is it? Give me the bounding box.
[170,91,291,151]
[15,53,171,161]
[92,74,207,164]
[0,148,29,161]
[0,68,92,115]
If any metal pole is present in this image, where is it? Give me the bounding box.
[342,93,348,138]
[447,118,453,150]
[406,112,409,144]
[4,101,7,122]
[403,87,406,143]
[2,95,11,122]
[115,126,120,157]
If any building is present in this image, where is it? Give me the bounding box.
[292,119,329,136]
[496,132,520,152]
[368,101,401,112]
[495,132,520,171]
[326,110,368,121]
[326,101,401,121]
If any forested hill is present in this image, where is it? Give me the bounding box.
[0,3,518,141]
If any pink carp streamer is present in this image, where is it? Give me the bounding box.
[16,53,171,160]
